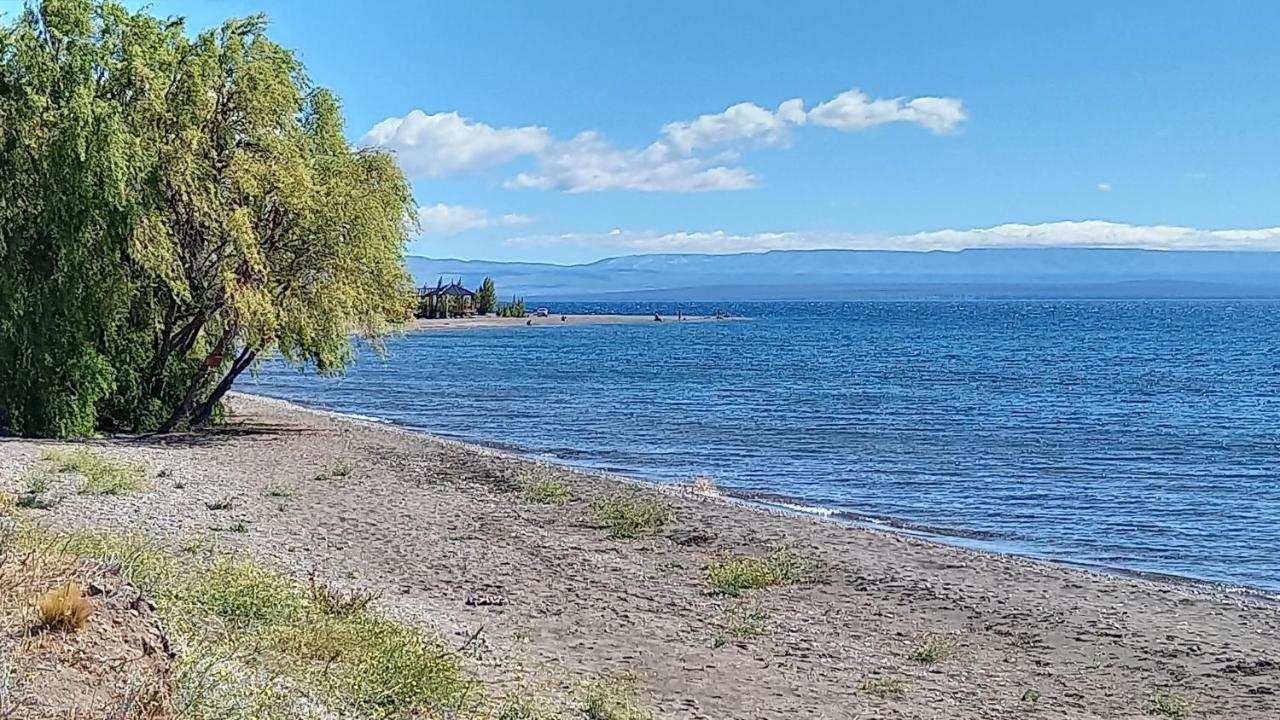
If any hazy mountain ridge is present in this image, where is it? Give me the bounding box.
[406,248,1280,300]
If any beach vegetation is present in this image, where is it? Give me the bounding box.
[265,482,296,499]
[910,632,959,664]
[704,549,809,597]
[16,471,59,509]
[42,448,147,495]
[581,675,653,720]
[477,277,499,315]
[0,1,416,438]
[205,496,236,511]
[712,603,768,648]
[858,676,910,700]
[519,471,574,505]
[1148,690,1190,718]
[316,457,356,481]
[498,296,528,318]
[16,526,483,718]
[35,582,94,632]
[592,492,673,538]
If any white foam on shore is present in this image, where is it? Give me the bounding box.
[770,501,836,517]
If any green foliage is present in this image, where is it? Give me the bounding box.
[42,448,148,495]
[0,1,416,437]
[19,526,480,718]
[910,633,959,664]
[592,492,672,539]
[476,276,498,315]
[498,296,527,318]
[712,603,768,648]
[1148,690,1190,718]
[519,471,574,505]
[581,676,653,720]
[704,549,809,597]
[16,471,59,509]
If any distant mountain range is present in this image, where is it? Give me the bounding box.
[406,248,1280,301]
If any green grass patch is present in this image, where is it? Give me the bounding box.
[712,603,768,648]
[1149,690,1190,718]
[519,472,573,505]
[704,549,809,597]
[858,676,909,700]
[41,448,147,495]
[592,492,672,539]
[581,676,653,720]
[16,525,484,719]
[910,633,959,664]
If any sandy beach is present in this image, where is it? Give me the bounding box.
[406,313,722,332]
[2,393,1278,719]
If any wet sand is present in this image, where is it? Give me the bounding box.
[2,393,1277,719]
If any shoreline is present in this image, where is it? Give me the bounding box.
[242,391,1280,607]
[4,392,1279,718]
[404,313,734,333]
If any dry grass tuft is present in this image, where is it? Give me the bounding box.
[35,582,93,632]
[307,571,379,617]
[581,675,653,720]
[910,632,959,664]
[859,676,910,699]
[704,549,810,597]
[315,458,355,481]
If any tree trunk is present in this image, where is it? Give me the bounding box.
[188,347,257,427]
[154,327,233,433]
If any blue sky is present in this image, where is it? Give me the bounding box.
[8,0,1280,262]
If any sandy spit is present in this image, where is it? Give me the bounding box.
[405,313,726,332]
[1,393,1277,719]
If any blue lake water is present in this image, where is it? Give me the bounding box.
[247,301,1280,594]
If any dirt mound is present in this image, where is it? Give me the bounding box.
[2,551,174,719]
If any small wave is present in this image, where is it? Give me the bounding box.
[770,501,837,517]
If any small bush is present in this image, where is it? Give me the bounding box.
[265,482,295,498]
[910,633,959,664]
[16,472,59,509]
[36,582,93,631]
[858,677,909,700]
[495,694,556,720]
[592,492,672,539]
[1149,691,1190,718]
[316,458,355,481]
[42,448,147,495]
[519,472,573,505]
[205,496,235,511]
[704,549,809,597]
[308,572,379,617]
[581,676,653,720]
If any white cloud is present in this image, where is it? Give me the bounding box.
[660,99,803,154]
[360,110,550,177]
[505,221,1280,253]
[416,203,532,236]
[1097,182,1112,191]
[505,132,756,192]
[808,90,966,133]
[364,87,964,189]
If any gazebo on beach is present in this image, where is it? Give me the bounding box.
[417,280,476,319]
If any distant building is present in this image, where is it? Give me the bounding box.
[417,280,476,319]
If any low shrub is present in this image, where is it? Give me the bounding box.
[42,448,147,495]
[704,549,809,597]
[592,492,672,539]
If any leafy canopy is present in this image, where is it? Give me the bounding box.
[0,0,417,437]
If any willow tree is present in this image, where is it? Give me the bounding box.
[0,1,416,436]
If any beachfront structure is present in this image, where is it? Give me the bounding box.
[417,280,476,319]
